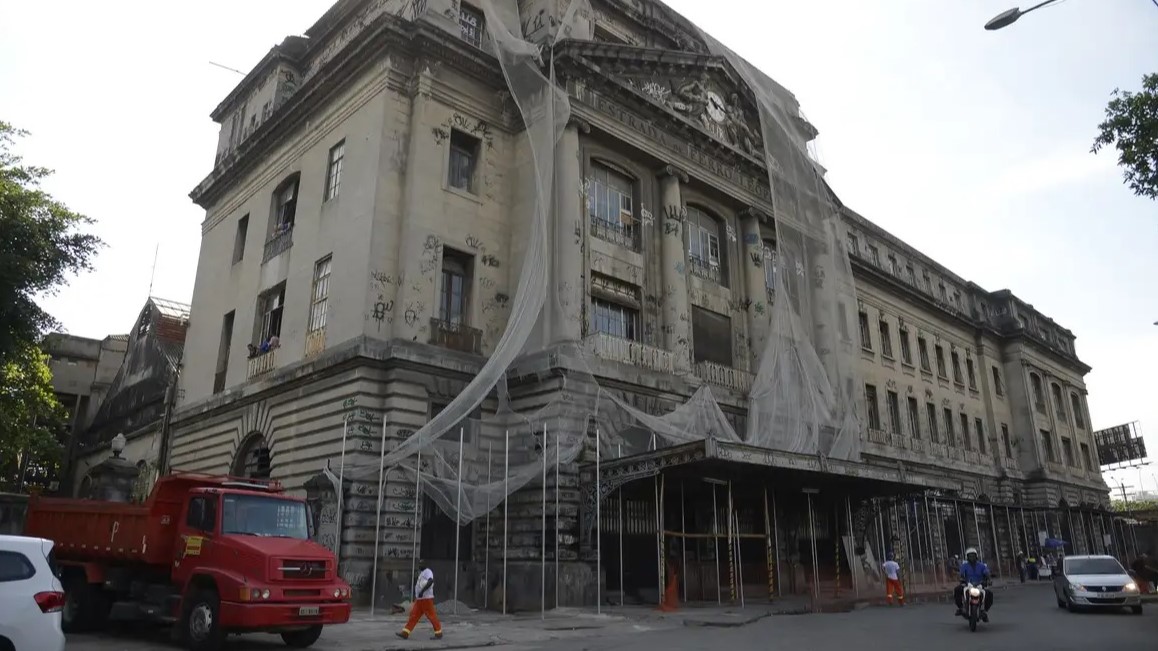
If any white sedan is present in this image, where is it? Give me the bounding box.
[0,535,66,651]
[1052,554,1143,614]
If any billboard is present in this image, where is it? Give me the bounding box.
[1093,422,1148,467]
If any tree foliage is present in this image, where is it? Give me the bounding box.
[0,343,66,490]
[1112,499,1158,513]
[1092,73,1158,201]
[0,120,104,364]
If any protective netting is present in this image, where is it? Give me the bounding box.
[341,0,863,529]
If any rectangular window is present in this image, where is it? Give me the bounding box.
[686,208,725,284]
[943,407,955,446]
[922,270,931,291]
[692,306,732,367]
[214,310,234,393]
[926,402,939,443]
[1040,429,1056,463]
[865,384,881,430]
[966,359,976,390]
[256,283,286,346]
[233,215,248,263]
[1071,393,1085,428]
[960,413,971,450]
[448,130,480,193]
[1031,374,1045,413]
[867,244,880,265]
[586,163,636,249]
[858,311,872,351]
[935,344,947,379]
[899,327,913,365]
[907,396,921,439]
[1080,443,1092,471]
[308,256,332,332]
[879,320,893,358]
[591,298,639,340]
[324,140,345,201]
[993,366,1004,396]
[274,178,298,231]
[938,281,947,301]
[886,390,901,434]
[975,417,987,455]
[904,263,915,285]
[460,3,484,47]
[1062,437,1075,466]
[918,337,931,372]
[1002,425,1012,459]
[847,233,859,254]
[887,253,899,275]
[439,249,473,325]
[951,350,963,384]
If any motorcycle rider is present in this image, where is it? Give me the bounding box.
[954,547,994,621]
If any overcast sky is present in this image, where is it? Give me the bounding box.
[1,0,1155,494]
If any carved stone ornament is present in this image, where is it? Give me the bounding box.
[626,71,761,156]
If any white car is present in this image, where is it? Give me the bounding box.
[0,535,66,651]
[1052,554,1144,614]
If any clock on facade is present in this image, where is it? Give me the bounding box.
[705,90,726,123]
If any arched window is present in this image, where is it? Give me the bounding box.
[1029,373,1045,413]
[1050,382,1067,422]
[686,205,726,285]
[232,433,271,480]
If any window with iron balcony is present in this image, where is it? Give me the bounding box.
[430,249,481,354]
[264,176,298,262]
[686,206,726,286]
[587,163,638,250]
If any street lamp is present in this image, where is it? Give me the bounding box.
[984,0,1063,30]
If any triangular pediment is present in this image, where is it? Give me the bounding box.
[560,42,765,158]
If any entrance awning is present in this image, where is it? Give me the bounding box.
[579,438,963,494]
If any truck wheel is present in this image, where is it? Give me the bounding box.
[281,625,323,648]
[62,577,109,633]
[183,590,224,651]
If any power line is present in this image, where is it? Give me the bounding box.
[209,61,246,76]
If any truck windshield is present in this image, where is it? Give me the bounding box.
[221,494,310,539]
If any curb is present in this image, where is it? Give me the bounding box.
[683,611,772,628]
[377,642,499,651]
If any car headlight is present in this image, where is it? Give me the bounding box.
[262,589,270,600]
[1124,582,1139,593]
[1069,584,1085,592]
[333,589,341,598]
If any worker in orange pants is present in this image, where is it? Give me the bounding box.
[658,555,679,612]
[398,559,443,640]
[882,554,905,606]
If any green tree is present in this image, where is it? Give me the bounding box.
[1112,499,1158,513]
[0,343,67,490]
[0,120,103,364]
[1092,73,1158,200]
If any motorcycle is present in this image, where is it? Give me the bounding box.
[961,582,987,632]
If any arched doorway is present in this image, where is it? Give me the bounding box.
[232,433,271,479]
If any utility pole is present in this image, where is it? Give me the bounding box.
[155,352,184,476]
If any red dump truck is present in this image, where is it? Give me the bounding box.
[23,472,351,650]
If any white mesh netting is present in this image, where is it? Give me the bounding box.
[338,0,863,536]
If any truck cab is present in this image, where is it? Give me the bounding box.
[23,473,351,650]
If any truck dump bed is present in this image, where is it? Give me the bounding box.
[24,472,282,567]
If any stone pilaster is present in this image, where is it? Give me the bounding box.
[658,166,692,375]
[394,68,439,344]
[551,118,588,345]
[739,209,770,371]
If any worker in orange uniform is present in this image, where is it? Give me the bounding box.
[658,554,680,612]
[882,554,904,606]
[397,559,443,640]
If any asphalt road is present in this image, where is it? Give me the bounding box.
[511,583,1155,651]
[65,583,1154,650]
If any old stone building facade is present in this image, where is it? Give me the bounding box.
[170,0,1111,607]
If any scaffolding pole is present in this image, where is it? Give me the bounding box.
[846,496,858,598]
[680,480,687,604]
[712,483,722,604]
[972,502,983,561]
[924,495,941,586]
[988,504,1002,577]
[410,449,422,597]
[772,490,782,598]
[727,481,736,603]
[596,427,602,615]
[555,423,560,609]
[540,424,546,619]
[335,417,349,568]
[734,509,745,608]
[484,443,492,610]
[502,431,509,615]
[953,500,965,554]
[369,412,390,616]
[618,444,624,608]
[766,489,776,601]
[455,427,464,615]
[806,490,820,608]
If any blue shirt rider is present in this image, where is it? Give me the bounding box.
[954,548,993,620]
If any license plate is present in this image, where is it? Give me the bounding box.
[298,606,320,617]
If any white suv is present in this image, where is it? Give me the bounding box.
[0,535,66,651]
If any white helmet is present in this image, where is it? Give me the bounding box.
[965,547,979,559]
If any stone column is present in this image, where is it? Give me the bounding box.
[658,166,691,375]
[739,209,769,371]
[551,118,588,345]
